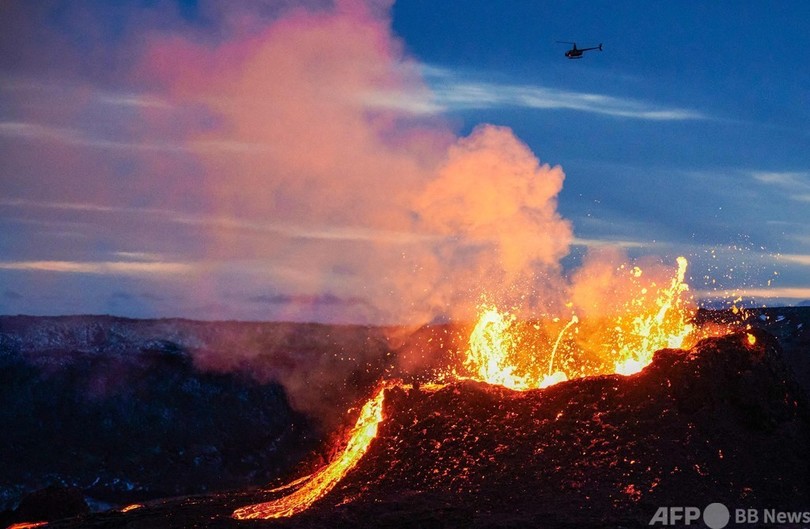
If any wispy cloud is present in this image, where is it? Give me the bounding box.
[0,197,435,245]
[0,259,194,276]
[2,75,173,109]
[696,286,810,301]
[750,171,810,202]
[0,121,284,155]
[0,197,124,213]
[368,67,703,121]
[433,81,705,120]
[780,254,810,266]
[0,120,187,152]
[751,171,809,186]
[97,93,173,109]
[360,65,706,121]
[572,237,650,249]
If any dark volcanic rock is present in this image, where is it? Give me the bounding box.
[43,329,810,528]
[696,306,810,397]
[0,315,401,512]
[15,486,90,522]
[0,315,394,423]
[0,320,321,511]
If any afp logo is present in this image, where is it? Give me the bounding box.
[649,503,730,529]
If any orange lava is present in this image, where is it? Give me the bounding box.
[462,257,715,388]
[232,385,387,519]
[6,522,48,529]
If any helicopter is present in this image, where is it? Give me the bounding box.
[557,41,602,59]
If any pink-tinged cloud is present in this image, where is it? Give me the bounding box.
[133,0,588,323]
[415,124,573,317]
[0,259,193,275]
[142,1,447,225]
[134,2,438,321]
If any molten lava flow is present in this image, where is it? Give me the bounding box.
[232,385,387,520]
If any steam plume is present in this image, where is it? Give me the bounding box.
[141,1,577,324]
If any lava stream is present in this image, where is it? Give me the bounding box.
[232,385,387,520]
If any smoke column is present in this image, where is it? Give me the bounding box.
[140,0,579,325]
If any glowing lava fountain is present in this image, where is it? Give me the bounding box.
[461,256,700,389]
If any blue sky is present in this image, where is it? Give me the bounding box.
[391,2,810,272]
[1,1,809,321]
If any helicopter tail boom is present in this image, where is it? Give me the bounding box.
[580,44,603,52]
